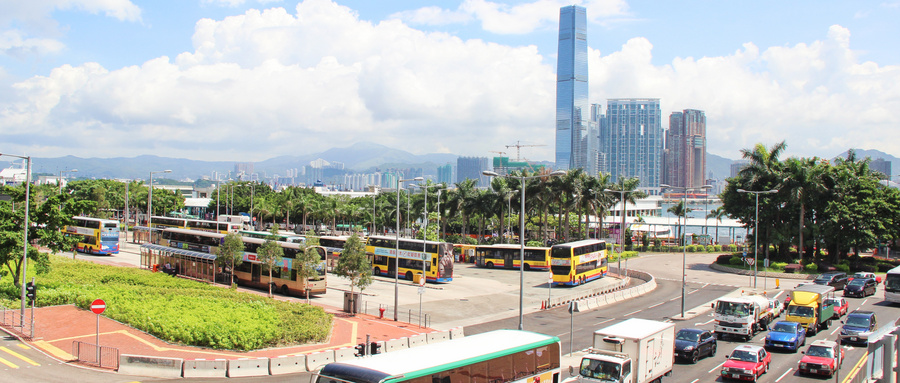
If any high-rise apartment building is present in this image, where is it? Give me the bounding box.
[457,156,490,186]
[600,99,663,188]
[437,163,453,185]
[555,5,597,175]
[663,109,706,188]
[870,158,892,179]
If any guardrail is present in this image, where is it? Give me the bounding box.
[0,304,34,339]
[72,341,119,370]
[545,268,654,309]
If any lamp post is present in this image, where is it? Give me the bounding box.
[506,190,518,244]
[484,170,565,330]
[148,170,172,241]
[214,173,225,220]
[394,176,423,321]
[58,168,78,193]
[737,188,778,289]
[0,153,32,321]
[604,188,637,279]
[660,184,712,318]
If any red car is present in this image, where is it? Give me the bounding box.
[825,297,849,319]
[799,340,844,377]
[721,345,771,381]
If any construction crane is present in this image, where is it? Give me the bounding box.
[506,141,546,161]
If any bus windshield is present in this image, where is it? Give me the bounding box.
[579,358,621,382]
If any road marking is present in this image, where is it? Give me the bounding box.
[593,318,614,326]
[668,296,679,302]
[775,368,793,382]
[695,318,715,326]
[830,326,840,336]
[31,341,74,361]
[861,298,869,306]
[16,344,30,350]
[648,302,664,309]
[623,309,642,317]
[0,356,17,369]
[708,361,725,373]
[690,379,699,383]
[0,347,39,366]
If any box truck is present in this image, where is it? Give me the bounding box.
[564,318,674,383]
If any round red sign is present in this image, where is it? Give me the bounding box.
[91,299,106,314]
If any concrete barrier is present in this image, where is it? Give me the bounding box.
[408,333,427,348]
[269,355,307,375]
[385,337,409,353]
[306,350,335,371]
[333,346,357,362]
[228,357,269,378]
[426,330,450,344]
[183,359,227,378]
[118,354,183,378]
[449,327,465,339]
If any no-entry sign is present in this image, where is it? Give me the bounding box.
[91,299,106,314]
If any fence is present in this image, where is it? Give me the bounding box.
[355,301,431,329]
[0,304,34,339]
[72,341,119,370]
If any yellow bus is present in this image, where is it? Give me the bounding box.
[474,244,551,271]
[366,235,454,283]
[550,239,608,286]
[65,216,120,255]
[150,216,241,234]
[158,228,327,296]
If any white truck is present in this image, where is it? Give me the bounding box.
[713,292,773,341]
[564,318,674,383]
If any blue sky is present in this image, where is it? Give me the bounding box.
[2,0,899,164]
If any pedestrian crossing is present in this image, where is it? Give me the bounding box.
[0,344,41,370]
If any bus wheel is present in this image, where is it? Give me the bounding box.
[281,285,289,295]
[486,262,494,268]
[524,263,531,271]
[405,271,413,280]
[373,267,380,276]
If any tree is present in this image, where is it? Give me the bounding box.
[668,200,692,246]
[216,233,245,287]
[256,225,284,298]
[707,206,728,244]
[332,233,371,315]
[295,239,323,304]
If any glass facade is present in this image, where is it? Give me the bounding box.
[555,5,596,174]
[601,99,663,188]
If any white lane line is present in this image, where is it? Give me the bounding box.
[669,296,679,302]
[830,325,840,336]
[623,309,642,316]
[593,318,614,326]
[690,379,699,383]
[648,302,664,309]
[695,318,715,326]
[708,361,725,374]
[861,298,869,306]
[775,368,793,382]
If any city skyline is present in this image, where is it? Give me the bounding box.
[2,1,899,163]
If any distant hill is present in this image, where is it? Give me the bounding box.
[833,149,898,176]
[706,152,736,180]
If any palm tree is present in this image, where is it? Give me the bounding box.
[606,176,645,246]
[738,141,787,258]
[448,178,478,239]
[668,200,692,245]
[707,206,728,244]
[782,157,826,262]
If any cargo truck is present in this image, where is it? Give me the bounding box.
[564,318,674,383]
[785,284,835,335]
[713,292,774,341]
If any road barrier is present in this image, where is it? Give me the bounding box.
[182,359,227,378]
[408,333,427,348]
[227,357,269,377]
[333,346,356,362]
[269,355,307,375]
[117,354,183,378]
[385,337,409,352]
[305,350,335,371]
[426,330,450,344]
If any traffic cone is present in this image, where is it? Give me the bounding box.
[541,300,546,310]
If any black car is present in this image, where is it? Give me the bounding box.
[844,278,877,297]
[814,272,849,290]
[674,328,717,363]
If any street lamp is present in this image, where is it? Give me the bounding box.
[483,169,565,330]
[0,153,32,321]
[604,188,638,279]
[148,170,172,241]
[737,188,778,289]
[506,190,518,244]
[394,176,423,321]
[660,183,712,319]
[58,168,78,193]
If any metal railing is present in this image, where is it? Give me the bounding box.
[0,304,34,339]
[72,341,119,370]
[356,301,431,329]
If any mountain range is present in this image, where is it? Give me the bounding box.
[11,143,897,182]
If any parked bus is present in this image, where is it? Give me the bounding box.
[366,235,454,283]
[158,228,327,296]
[474,244,551,271]
[550,239,608,286]
[239,230,304,243]
[150,216,241,234]
[885,265,900,304]
[315,329,561,383]
[64,216,120,255]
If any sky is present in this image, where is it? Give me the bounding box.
[1,0,899,164]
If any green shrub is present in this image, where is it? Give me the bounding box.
[804,263,819,272]
[729,256,744,266]
[771,262,788,271]
[726,244,738,252]
[835,263,850,272]
[713,245,722,252]
[2,256,332,351]
[526,240,543,247]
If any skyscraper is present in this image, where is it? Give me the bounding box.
[555,5,596,175]
[663,109,706,188]
[456,156,490,186]
[601,99,663,188]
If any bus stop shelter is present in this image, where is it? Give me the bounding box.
[141,243,218,283]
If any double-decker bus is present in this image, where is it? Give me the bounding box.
[239,230,304,243]
[315,329,561,383]
[474,244,551,271]
[150,216,241,234]
[549,239,608,286]
[158,228,327,296]
[885,265,900,304]
[64,216,120,255]
[366,235,454,283]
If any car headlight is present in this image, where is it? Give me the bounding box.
[742,369,752,374]
[799,362,807,369]
[684,346,694,351]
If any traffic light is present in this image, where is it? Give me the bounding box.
[369,342,382,355]
[25,282,36,305]
[354,343,367,357]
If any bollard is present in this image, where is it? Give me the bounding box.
[775,278,780,289]
[379,307,385,319]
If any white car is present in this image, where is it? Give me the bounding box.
[768,298,783,317]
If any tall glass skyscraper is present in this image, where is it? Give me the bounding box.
[601,98,663,188]
[555,5,596,174]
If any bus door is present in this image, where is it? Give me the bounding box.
[503,250,516,269]
[388,257,396,276]
[251,263,261,283]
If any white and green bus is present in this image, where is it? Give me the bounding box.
[315,329,561,383]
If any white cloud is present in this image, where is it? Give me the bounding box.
[393,0,630,34]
